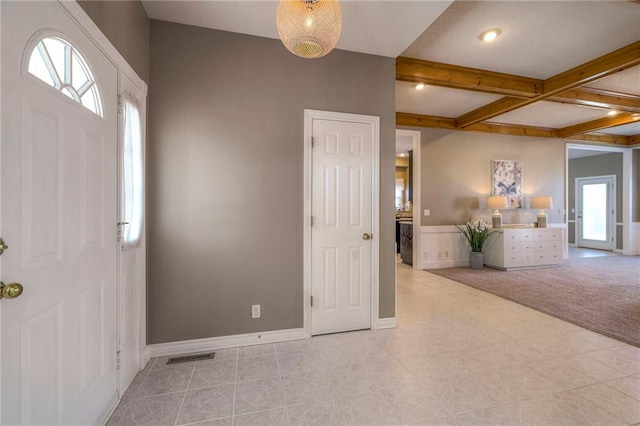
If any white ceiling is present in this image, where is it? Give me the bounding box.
[395,134,413,156]
[491,101,611,129]
[595,121,640,137]
[401,1,640,79]
[141,0,453,58]
[396,81,502,117]
[585,65,640,96]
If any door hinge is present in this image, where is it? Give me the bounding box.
[116,351,121,370]
[310,216,314,227]
[311,137,315,148]
[117,95,123,114]
[310,296,313,307]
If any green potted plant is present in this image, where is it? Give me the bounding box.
[456,220,497,270]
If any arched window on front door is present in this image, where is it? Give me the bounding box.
[27,36,103,116]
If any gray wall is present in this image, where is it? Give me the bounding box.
[78,0,150,83]
[148,20,396,344]
[568,153,623,249]
[399,128,565,226]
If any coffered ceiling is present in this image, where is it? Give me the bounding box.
[141,0,640,146]
[396,1,640,146]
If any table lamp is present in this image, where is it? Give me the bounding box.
[487,195,508,229]
[530,196,553,228]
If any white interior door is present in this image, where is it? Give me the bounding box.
[576,176,615,250]
[1,1,119,424]
[311,118,373,335]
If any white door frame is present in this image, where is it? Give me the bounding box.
[575,175,616,250]
[565,143,633,255]
[303,109,380,337]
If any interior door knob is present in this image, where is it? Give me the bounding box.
[362,233,372,241]
[0,282,23,300]
[0,237,8,255]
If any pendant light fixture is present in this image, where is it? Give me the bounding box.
[277,0,342,59]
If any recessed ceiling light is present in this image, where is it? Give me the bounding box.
[607,110,618,116]
[480,28,501,42]
[415,83,425,90]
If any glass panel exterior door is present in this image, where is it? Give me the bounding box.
[582,183,607,241]
[577,176,615,250]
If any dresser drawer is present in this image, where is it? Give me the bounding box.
[533,241,562,252]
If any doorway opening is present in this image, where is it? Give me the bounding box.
[395,129,421,269]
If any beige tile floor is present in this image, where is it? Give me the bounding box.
[108,261,640,425]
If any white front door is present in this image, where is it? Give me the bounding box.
[1,1,119,424]
[311,118,373,335]
[577,176,616,250]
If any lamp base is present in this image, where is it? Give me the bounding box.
[537,210,547,228]
[492,210,503,229]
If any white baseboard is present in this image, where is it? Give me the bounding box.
[97,393,120,426]
[419,258,468,269]
[377,317,397,329]
[142,346,151,368]
[568,243,577,247]
[147,328,306,358]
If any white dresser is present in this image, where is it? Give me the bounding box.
[484,227,564,270]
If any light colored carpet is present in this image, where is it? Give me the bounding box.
[428,256,640,347]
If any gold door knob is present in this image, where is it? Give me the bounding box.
[0,237,8,256]
[362,233,372,241]
[0,282,23,300]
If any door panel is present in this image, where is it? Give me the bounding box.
[1,1,118,424]
[311,119,372,335]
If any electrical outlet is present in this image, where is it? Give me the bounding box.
[251,304,261,319]
[424,209,430,216]
[423,252,429,259]
[445,251,449,258]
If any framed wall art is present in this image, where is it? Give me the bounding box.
[492,160,523,208]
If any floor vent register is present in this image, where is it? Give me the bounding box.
[166,352,215,365]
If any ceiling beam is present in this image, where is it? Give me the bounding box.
[397,112,631,145]
[397,57,640,113]
[548,88,640,113]
[556,113,639,137]
[454,41,640,128]
[544,41,640,94]
[569,133,632,146]
[396,112,457,129]
[455,97,528,127]
[396,57,542,97]
[629,134,640,145]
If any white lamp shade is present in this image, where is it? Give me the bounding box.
[277,0,342,58]
[487,196,508,210]
[530,196,553,210]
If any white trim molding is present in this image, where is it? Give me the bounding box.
[147,328,306,358]
[303,109,381,336]
[419,224,569,269]
[631,222,640,256]
[418,226,470,269]
[377,317,397,330]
